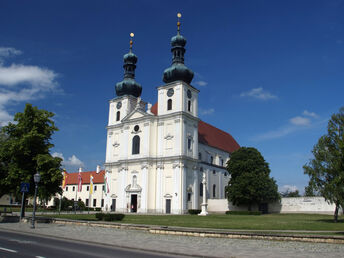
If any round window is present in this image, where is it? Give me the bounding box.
[134,125,139,132]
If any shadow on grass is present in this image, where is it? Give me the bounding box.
[317,219,344,223]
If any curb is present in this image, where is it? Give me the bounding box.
[46,218,344,244]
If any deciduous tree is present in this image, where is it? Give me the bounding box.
[225,147,280,212]
[304,107,344,222]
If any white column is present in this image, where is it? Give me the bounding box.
[118,167,127,212]
[121,126,129,160]
[156,164,163,213]
[141,163,148,212]
[218,172,223,199]
[143,123,150,157]
[192,166,199,209]
[172,163,180,214]
[181,164,187,213]
[174,119,181,156]
[193,123,198,160]
[157,122,164,157]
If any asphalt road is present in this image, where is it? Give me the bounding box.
[0,229,185,258]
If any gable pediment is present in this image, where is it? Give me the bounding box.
[122,108,152,122]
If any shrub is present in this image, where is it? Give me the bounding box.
[188,209,201,215]
[95,213,125,221]
[95,208,101,211]
[225,211,261,215]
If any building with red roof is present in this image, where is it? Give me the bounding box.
[103,15,240,214]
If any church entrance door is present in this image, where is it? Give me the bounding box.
[166,199,171,214]
[131,194,137,213]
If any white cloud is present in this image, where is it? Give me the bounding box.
[52,152,84,168]
[200,108,215,115]
[194,80,208,87]
[0,47,22,59]
[303,110,318,118]
[280,185,299,193]
[0,46,59,126]
[289,116,311,126]
[240,87,278,100]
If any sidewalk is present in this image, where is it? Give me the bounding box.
[1,220,344,258]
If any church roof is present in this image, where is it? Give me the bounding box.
[64,170,105,185]
[150,102,240,153]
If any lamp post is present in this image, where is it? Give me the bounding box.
[31,172,41,229]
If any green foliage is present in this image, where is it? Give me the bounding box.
[0,104,62,200]
[225,147,280,211]
[188,209,201,215]
[54,197,86,211]
[304,107,344,222]
[95,213,125,221]
[281,190,301,197]
[225,210,261,215]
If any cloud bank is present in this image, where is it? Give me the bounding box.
[52,152,84,168]
[240,87,278,100]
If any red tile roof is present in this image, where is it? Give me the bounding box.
[65,170,105,185]
[151,102,240,153]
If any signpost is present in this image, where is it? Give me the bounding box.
[20,182,30,220]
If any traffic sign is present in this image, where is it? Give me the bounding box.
[20,182,30,193]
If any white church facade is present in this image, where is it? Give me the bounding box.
[102,16,240,214]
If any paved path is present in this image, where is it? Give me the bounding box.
[0,222,344,258]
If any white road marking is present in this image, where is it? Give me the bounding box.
[0,246,17,253]
[36,256,46,258]
[9,238,36,244]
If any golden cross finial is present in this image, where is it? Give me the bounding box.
[177,13,182,33]
[129,32,134,51]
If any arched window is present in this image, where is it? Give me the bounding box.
[132,135,140,154]
[188,100,191,111]
[116,111,120,121]
[213,184,216,198]
[200,183,203,197]
[167,99,172,110]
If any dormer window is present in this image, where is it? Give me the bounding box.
[167,99,172,110]
[116,111,120,121]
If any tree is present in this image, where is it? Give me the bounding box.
[281,190,300,197]
[0,104,63,201]
[225,147,280,211]
[303,107,344,222]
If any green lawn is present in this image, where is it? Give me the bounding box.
[42,213,344,232]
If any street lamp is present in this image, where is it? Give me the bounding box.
[31,172,41,229]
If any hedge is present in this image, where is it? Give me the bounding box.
[188,209,201,215]
[225,211,261,215]
[95,213,125,221]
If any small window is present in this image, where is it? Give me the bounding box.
[167,99,172,110]
[213,170,216,175]
[200,167,203,172]
[87,186,89,191]
[210,156,213,164]
[200,183,203,196]
[93,199,97,207]
[116,111,120,121]
[101,199,104,207]
[86,199,89,206]
[188,138,192,150]
[134,125,139,132]
[132,135,140,154]
[198,152,202,160]
[72,186,75,191]
[66,187,68,191]
[188,100,191,111]
[187,193,191,202]
[94,186,97,191]
[220,158,224,167]
[102,185,105,191]
[213,184,216,198]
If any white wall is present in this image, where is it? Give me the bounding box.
[208,197,343,215]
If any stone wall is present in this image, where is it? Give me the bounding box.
[208,197,343,215]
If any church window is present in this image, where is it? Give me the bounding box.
[66,187,68,191]
[188,100,191,111]
[132,135,140,154]
[213,170,216,175]
[93,199,97,207]
[220,158,224,167]
[87,186,89,191]
[187,138,192,150]
[85,199,89,206]
[200,183,203,196]
[210,156,213,164]
[102,185,105,191]
[187,193,191,202]
[134,125,139,132]
[167,99,172,110]
[213,184,216,198]
[72,186,75,191]
[101,199,104,207]
[94,186,97,191]
[198,152,202,160]
[116,111,120,121]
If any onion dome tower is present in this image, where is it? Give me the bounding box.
[115,33,142,98]
[163,13,194,84]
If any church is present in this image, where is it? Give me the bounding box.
[102,14,240,214]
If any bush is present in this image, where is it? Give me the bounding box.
[188,209,201,215]
[95,208,101,211]
[225,211,261,215]
[95,213,125,221]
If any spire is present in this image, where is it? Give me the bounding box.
[163,13,194,84]
[115,33,142,98]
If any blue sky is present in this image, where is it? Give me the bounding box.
[0,0,343,194]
